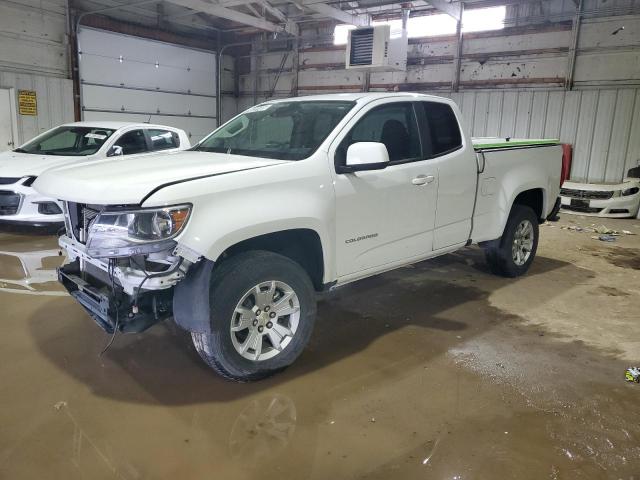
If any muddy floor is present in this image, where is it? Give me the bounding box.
[0,216,639,480]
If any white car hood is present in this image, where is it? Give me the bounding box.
[33,151,287,205]
[0,151,87,177]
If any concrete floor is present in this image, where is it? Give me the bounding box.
[0,216,639,479]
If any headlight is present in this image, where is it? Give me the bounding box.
[86,205,191,257]
[622,187,639,196]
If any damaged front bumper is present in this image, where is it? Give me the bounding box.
[58,260,174,333]
[57,235,196,334]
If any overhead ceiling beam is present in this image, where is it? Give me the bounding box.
[257,0,288,22]
[245,3,262,17]
[302,0,370,26]
[427,0,462,21]
[219,0,254,6]
[166,0,298,34]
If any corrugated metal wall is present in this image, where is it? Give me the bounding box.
[0,0,73,146]
[0,0,68,78]
[441,88,640,183]
[0,72,74,145]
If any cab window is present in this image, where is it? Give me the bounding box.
[336,102,421,167]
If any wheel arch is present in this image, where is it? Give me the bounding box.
[216,228,326,291]
[512,187,545,222]
[173,228,325,335]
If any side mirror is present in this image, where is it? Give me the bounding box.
[107,145,124,157]
[341,142,389,173]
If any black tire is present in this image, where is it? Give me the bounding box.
[191,250,317,382]
[484,204,539,278]
[547,196,561,222]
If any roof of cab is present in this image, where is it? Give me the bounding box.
[265,92,442,105]
[58,121,185,131]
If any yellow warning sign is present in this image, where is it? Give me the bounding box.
[18,90,37,116]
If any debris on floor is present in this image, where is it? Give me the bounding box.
[596,225,628,235]
[562,223,638,240]
[625,367,640,383]
[594,235,617,242]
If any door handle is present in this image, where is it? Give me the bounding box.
[412,175,435,186]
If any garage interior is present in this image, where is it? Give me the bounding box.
[1,0,640,478]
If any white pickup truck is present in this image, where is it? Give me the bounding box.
[34,93,562,381]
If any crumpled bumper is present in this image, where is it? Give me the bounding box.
[58,260,173,334]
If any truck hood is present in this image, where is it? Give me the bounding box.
[33,151,287,205]
[0,151,88,177]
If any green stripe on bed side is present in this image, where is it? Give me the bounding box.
[473,139,560,150]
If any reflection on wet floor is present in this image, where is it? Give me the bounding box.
[1,223,640,479]
[0,233,66,296]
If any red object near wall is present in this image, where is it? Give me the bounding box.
[561,144,572,185]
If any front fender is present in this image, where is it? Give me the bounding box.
[143,157,336,283]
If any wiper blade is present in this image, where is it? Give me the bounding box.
[41,151,70,156]
[13,148,27,153]
[195,146,228,154]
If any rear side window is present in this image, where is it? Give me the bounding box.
[148,129,180,151]
[419,102,462,157]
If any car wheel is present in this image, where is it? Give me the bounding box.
[484,204,539,278]
[191,250,317,382]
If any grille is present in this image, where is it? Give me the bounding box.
[563,204,603,214]
[0,191,21,216]
[349,28,374,66]
[66,202,101,243]
[560,188,614,200]
[0,177,20,185]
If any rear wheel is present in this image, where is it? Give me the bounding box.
[547,196,561,221]
[484,204,539,277]
[192,251,317,382]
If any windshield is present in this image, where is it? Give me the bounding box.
[194,101,356,160]
[17,126,116,156]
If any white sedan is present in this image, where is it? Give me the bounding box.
[0,122,190,227]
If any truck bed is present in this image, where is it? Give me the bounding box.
[472,137,560,150]
[470,139,563,243]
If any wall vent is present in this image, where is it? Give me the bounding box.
[349,28,374,66]
[346,24,407,72]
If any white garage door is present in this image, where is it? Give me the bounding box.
[78,27,217,142]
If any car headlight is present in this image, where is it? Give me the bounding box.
[86,205,191,258]
[622,187,639,196]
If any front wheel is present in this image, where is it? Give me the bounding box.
[192,251,317,382]
[484,204,539,278]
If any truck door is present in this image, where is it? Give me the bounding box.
[330,101,438,278]
[416,101,476,250]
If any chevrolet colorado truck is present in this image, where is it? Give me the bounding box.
[34,93,562,381]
